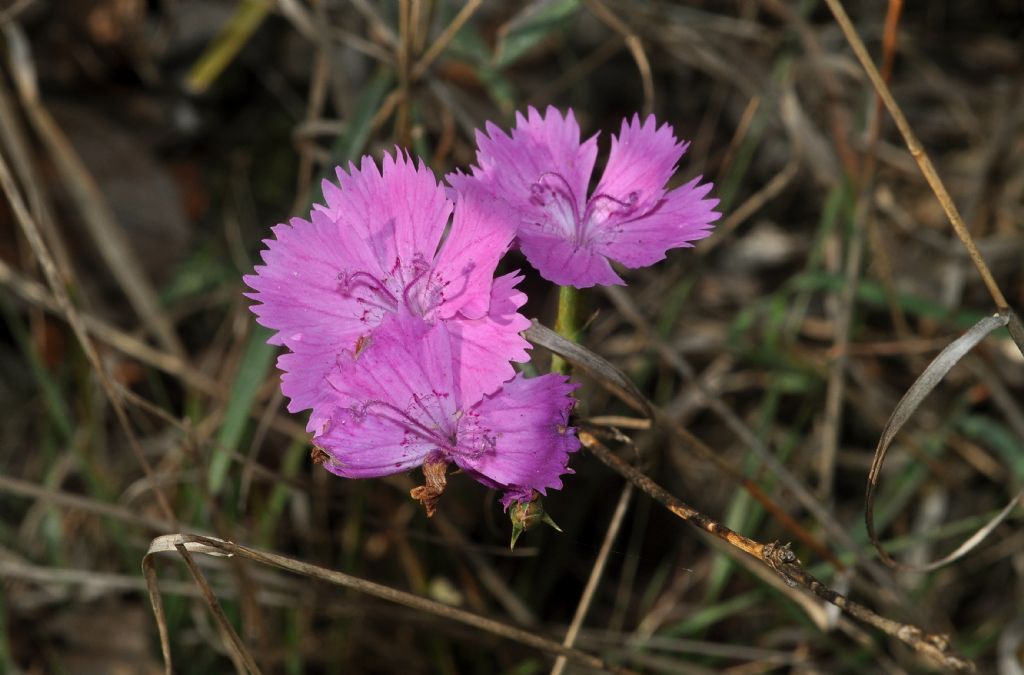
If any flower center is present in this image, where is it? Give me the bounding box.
[453,408,497,460]
[582,190,642,233]
[529,172,582,244]
[529,172,644,247]
[336,254,444,322]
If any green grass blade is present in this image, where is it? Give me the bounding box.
[208,326,276,495]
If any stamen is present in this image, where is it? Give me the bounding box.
[455,415,497,459]
[409,392,453,439]
[588,190,640,214]
[579,190,642,243]
[352,297,395,314]
[337,270,399,309]
[401,255,435,313]
[531,171,582,226]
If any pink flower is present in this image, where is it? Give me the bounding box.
[449,107,721,288]
[244,152,531,433]
[315,312,579,512]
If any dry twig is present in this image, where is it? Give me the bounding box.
[580,432,977,673]
[144,534,639,675]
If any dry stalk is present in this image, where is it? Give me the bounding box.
[822,0,1010,315]
[550,483,633,675]
[585,0,654,116]
[144,534,640,675]
[0,148,179,526]
[579,431,977,673]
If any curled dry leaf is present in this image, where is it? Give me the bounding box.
[866,310,1024,573]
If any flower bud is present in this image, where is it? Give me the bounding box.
[508,492,562,550]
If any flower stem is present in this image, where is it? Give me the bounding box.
[551,285,579,374]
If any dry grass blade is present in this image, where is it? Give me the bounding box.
[0,0,36,25]
[142,553,174,675]
[0,257,220,394]
[817,208,865,497]
[579,433,978,673]
[0,70,72,283]
[585,0,654,116]
[601,288,857,574]
[525,320,651,416]
[817,0,904,497]
[410,0,482,81]
[531,312,971,667]
[0,145,178,525]
[173,543,263,675]
[0,560,214,599]
[866,311,1023,572]
[4,23,187,359]
[143,537,259,675]
[0,473,175,532]
[822,0,1013,319]
[144,534,639,675]
[550,483,633,675]
[701,154,800,255]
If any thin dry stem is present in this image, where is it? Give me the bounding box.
[585,0,654,116]
[823,0,1010,313]
[144,534,640,675]
[550,483,633,675]
[599,290,849,571]
[702,153,800,254]
[410,0,482,81]
[580,432,977,673]
[0,148,179,525]
[174,543,263,675]
[4,23,187,358]
[715,95,760,179]
[0,257,220,394]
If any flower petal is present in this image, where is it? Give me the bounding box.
[447,271,532,402]
[324,313,458,421]
[449,106,597,220]
[277,348,335,433]
[314,313,460,476]
[591,176,720,268]
[320,151,452,277]
[517,228,624,287]
[432,186,517,320]
[592,114,685,214]
[454,373,580,496]
[315,405,438,478]
[244,211,370,352]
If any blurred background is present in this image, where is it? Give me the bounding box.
[1,1,1023,673]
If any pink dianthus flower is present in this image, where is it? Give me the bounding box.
[314,312,580,513]
[448,106,721,288]
[245,152,531,435]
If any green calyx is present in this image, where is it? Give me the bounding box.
[508,493,562,550]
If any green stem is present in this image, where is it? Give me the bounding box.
[551,285,579,374]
